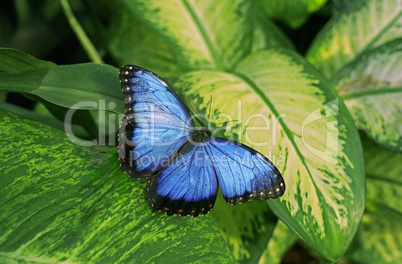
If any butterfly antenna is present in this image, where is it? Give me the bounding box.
[208,95,213,127]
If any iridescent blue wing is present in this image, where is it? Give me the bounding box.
[148,145,218,216]
[205,138,285,204]
[119,65,194,178]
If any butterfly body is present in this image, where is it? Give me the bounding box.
[176,128,208,157]
[119,65,285,216]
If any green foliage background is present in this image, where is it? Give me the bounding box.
[0,0,401,263]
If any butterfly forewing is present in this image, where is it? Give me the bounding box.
[119,65,193,178]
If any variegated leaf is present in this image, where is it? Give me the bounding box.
[107,7,182,79]
[0,110,235,263]
[121,0,252,71]
[251,14,295,53]
[307,0,402,77]
[258,221,298,264]
[211,194,279,263]
[259,0,328,28]
[346,136,402,264]
[332,39,402,152]
[174,49,365,261]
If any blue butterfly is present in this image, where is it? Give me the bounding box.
[118,65,285,216]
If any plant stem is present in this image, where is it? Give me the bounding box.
[59,0,104,64]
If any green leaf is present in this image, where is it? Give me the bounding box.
[251,13,295,53]
[259,0,328,28]
[362,136,402,217]
[0,57,123,113]
[0,48,55,73]
[0,48,104,138]
[331,39,402,152]
[107,7,182,79]
[346,136,402,264]
[0,101,89,138]
[211,194,279,263]
[173,49,365,261]
[122,0,253,71]
[306,0,402,77]
[0,109,235,263]
[348,212,402,264]
[258,220,298,264]
[211,196,297,264]
[39,99,99,139]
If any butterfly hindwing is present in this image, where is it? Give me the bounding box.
[205,137,285,205]
[148,144,218,216]
[119,65,194,178]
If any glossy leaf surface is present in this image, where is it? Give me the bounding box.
[332,39,402,152]
[0,110,235,263]
[307,0,402,77]
[346,137,402,264]
[174,49,365,261]
[121,0,252,71]
[0,49,123,113]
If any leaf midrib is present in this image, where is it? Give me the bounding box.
[182,0,224,70]
[234,70,343,239]
[364,9,402,52]
[234,71,315,182]
[341,86,402,100]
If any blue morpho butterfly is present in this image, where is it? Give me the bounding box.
[118,65,285,216]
